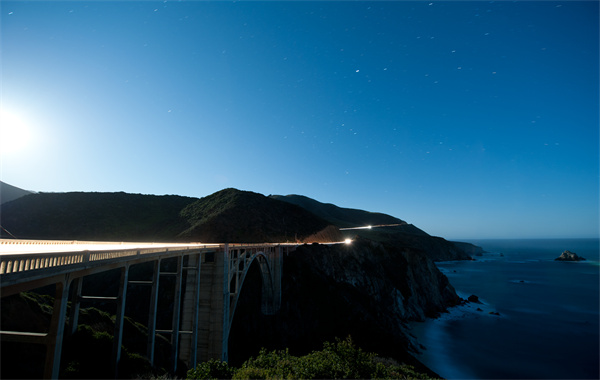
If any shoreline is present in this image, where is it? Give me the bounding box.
[408,296,503,379]
[410,240,600,380]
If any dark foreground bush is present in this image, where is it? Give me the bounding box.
[188,359,235,380]
[187,337,435,379]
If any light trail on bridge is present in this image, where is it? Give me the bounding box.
[0,239,216,254]
[0,239,349,255]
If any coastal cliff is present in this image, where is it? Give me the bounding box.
[229,238,460,371]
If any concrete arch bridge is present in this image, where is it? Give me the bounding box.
[0,239,296,378]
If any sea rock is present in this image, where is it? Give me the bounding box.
[555,250,586,261]
[467,294,481,303]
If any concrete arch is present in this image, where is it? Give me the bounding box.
[221,245,283,362]
[228,251,276,324]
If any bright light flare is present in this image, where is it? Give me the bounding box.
[344,238,352,244]
[339,223,402,231]
[0,110,31,155]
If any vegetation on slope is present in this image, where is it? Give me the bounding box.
[270,194,407,229]
[0,186,474,260]
[0,192,196,241]
[1,291,177,379]
[178,188,330,243]
[188,337,437,380]
[0,188,333,243]
[269,194,474,261]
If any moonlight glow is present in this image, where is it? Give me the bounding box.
[0,110,31,155]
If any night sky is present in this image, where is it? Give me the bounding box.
[1,1,598,239]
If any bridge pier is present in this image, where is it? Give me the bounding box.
[112,265,130,377]
[194,249,227,364]
[179,254,202,368]
[68,277,83,336]
[44,275,70,379]
[146,259,161,365]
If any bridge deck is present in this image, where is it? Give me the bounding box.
[0,239,216,254]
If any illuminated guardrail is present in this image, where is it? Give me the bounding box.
[0,239,218,276]
[0,239,328,277]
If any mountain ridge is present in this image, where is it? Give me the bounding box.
[0,181,34,205]
[0,185,472,260]
[177,188,331,243]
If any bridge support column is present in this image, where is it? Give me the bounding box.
[112,265,130,378]
[44,275,70,379]
[170,256,183,373]
[68,277,83,336]
[179,253,202,369]
[221,244,230,362]
[147,259,161,366]
[195,249,226,364]
[271,246,283,313]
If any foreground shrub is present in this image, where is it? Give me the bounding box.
[233,348,298,379]
[187,359,234,380]
[187,337,436,379]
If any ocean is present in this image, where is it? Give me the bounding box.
[410,238,600,380]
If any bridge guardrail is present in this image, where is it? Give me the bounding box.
[0,242,218,276]
[0,239,296,277]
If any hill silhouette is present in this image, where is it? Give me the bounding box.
[0,187,471,259]
[178,188,331,243]
[0,189,331,243]
[270,194,429,236]
[271,194,470,261]
[0,191,196,241]
[0,181,33,205]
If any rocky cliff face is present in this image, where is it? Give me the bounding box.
[292,239,460,321]
[368,232,473,261]
[228,238,460,371]
[452,241,485,256]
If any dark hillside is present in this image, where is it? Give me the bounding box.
[270,194,407,228]
[178,189,330,243]
[0,181,33,205]
[0,192,197,241]
[271,194,471,261]
[0,189,331,243]
[0,188,472,259]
